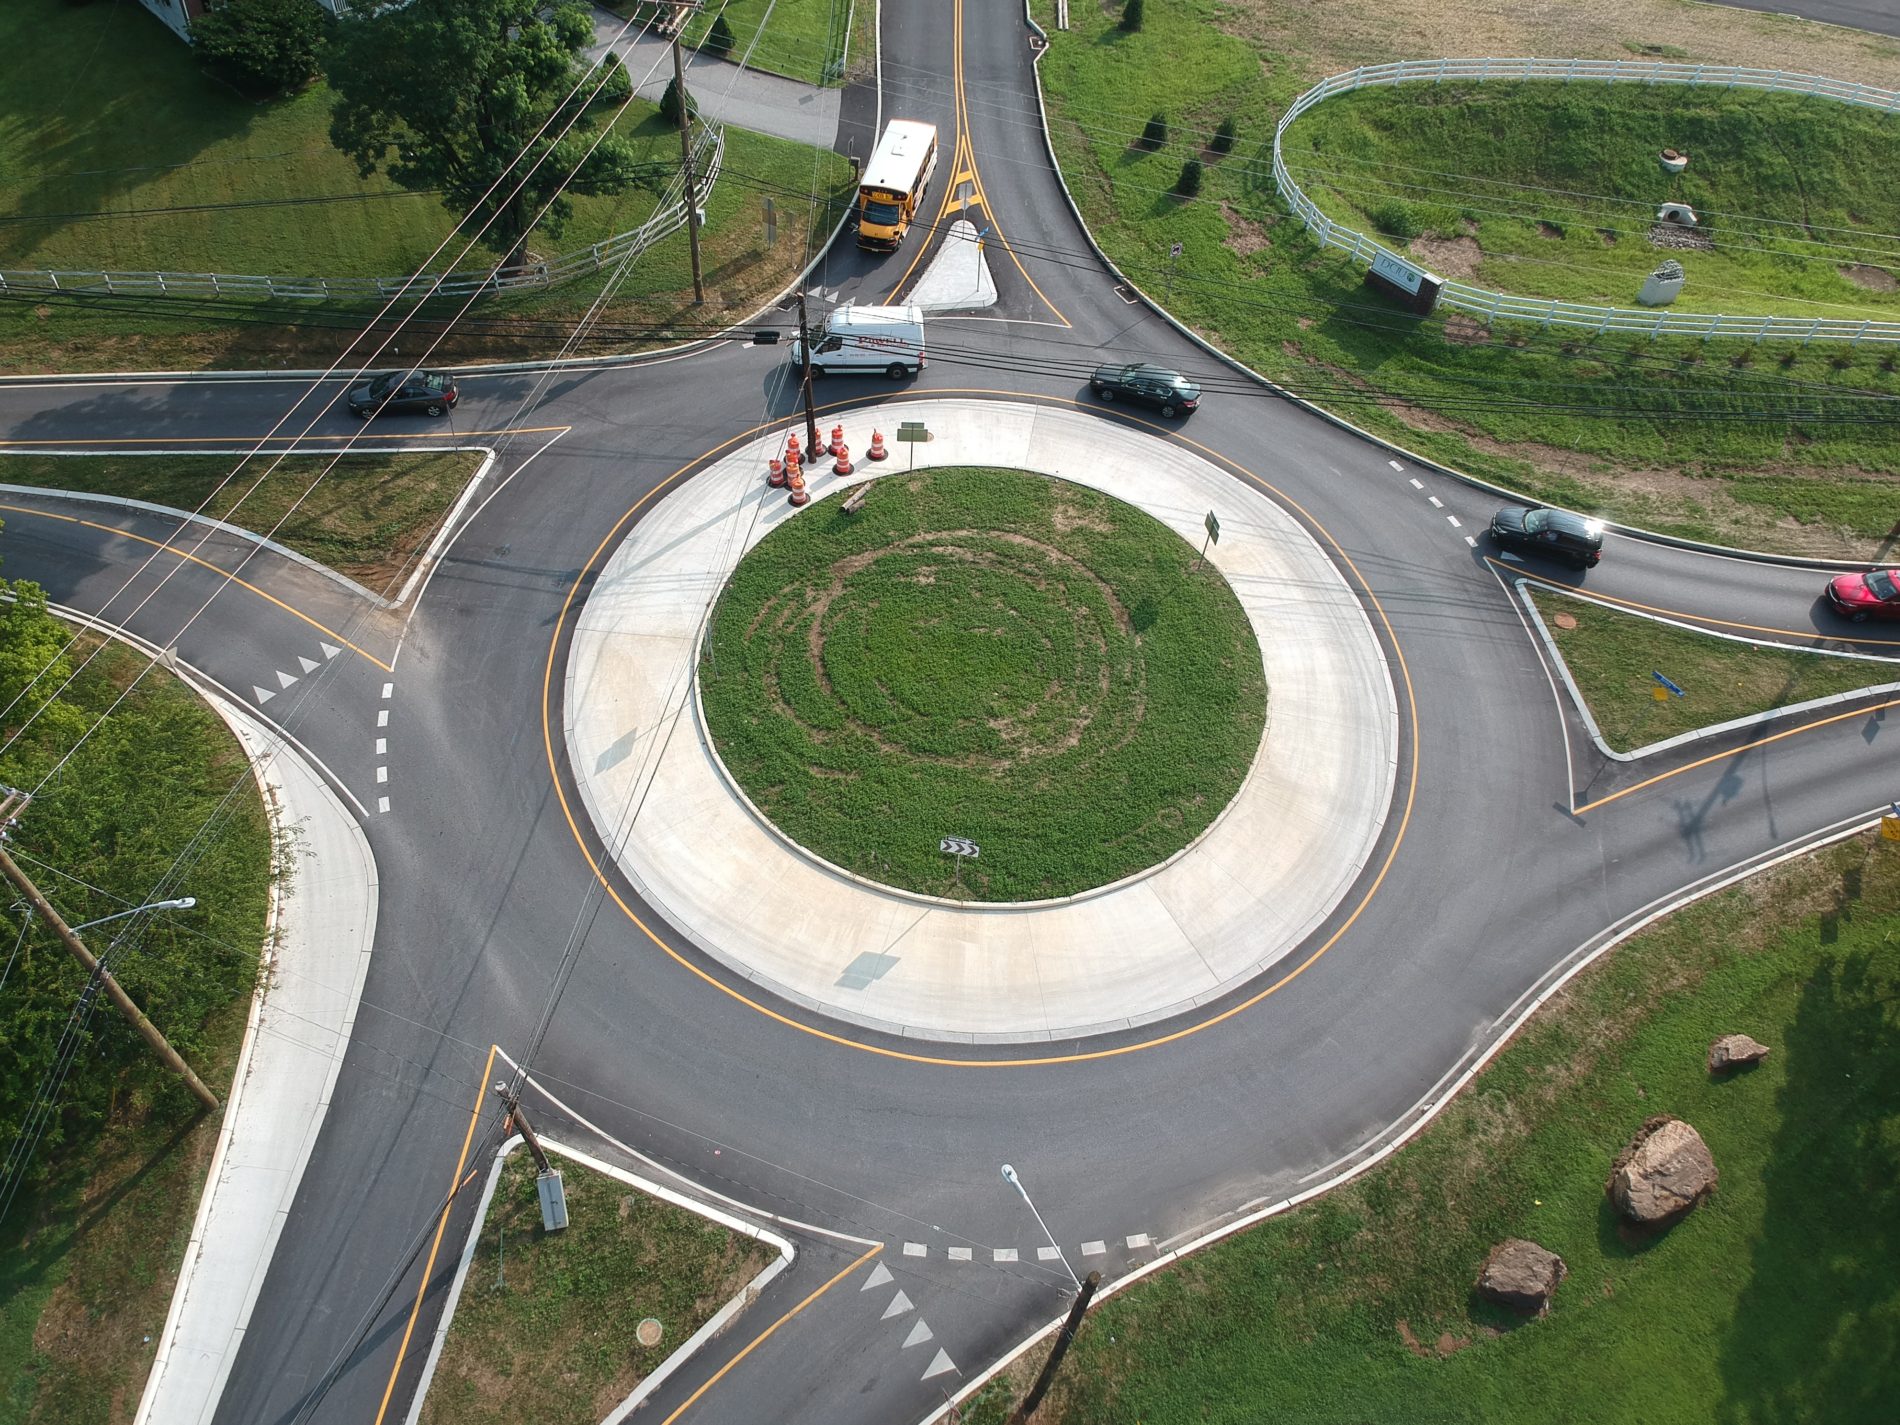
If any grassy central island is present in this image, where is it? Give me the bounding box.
[699,469,1267,901]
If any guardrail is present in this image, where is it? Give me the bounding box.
[1273,59,1900,344]
[0,125,724,305]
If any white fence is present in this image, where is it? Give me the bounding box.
[1273,58,1900,344]
[0,126,724,306]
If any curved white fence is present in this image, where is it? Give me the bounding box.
[0,126,725,305]
[1274,58,1900,344]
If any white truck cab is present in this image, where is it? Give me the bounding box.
[791,303,926,380]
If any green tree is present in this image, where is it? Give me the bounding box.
[705,14,737,59]
[1140,111,1168,150]
[1120,0,1144,33]
[324,0,650,266]
[189,0,332,94]
[659,73,696,127]
[1174,158,1203,198]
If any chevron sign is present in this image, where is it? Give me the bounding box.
[939,837,980,859]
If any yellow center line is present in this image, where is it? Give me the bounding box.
[539,391,1421,1067]
[0,502,394,671]
[659,1243,883,1425]
[1573,693,1900,815]
[372,1043,499,1425]
[0,425,567,448]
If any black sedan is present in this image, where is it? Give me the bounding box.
[1489,505,1604,569]
[346,370,458,420]
[1090,362,1201,417]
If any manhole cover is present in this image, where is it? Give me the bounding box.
[636,1318,664,1348]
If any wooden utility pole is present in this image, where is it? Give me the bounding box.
[671,33,706,306]
[1008,1270,1102,1424]
[795,283,821,457]
[0,794,219,1111]
[492,1079,553,1172]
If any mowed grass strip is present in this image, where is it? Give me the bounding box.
[604,0,850,86]
[1281,83,1900,321]
[1527,585,1897,750]
[965,830,1900,1425]
[417,1150,774,1425]
[0,450,485,591]
[701,469,1267,901]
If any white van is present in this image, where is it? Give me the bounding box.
[790,303,926,380]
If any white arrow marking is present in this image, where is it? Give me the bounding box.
[275,669,298,689]
[253,686,275,705]
[881,1289,913,1320]
[921,1348,957,1381]
[320,642,343,659]
[902,1319,934,1349]
[298,655,320,674]
[861,1262,893,1291]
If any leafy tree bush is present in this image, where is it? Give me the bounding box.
[705,14,737,58]
[1369,199,1422,240]
[1174,158,1204,198]
[189,0,332,95]
[1211,117,1237,156]
[325,0,654,265]
[1120,0,1144,33]
[659,73,698,127]
[1141,112,1168,150]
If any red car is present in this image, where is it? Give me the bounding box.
[1825,568,1900,622]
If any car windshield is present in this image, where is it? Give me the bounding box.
[863,200,902,226]
[1522,510,1550,534]
[1869,570,1898,600]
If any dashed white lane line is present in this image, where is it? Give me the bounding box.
[1036,1246,1062,1262]
[903,1241,927,1258]
[1126,1233,1152,1249]
[1465,535,1479,547]
[862,1262,894,1290]
[1081,1240,1107,1256]
[375,738,387,755]
[1428,495,1444,509]
[947,1247,973,1262]
[993,1248,1018,1263]
[881,1289,914,1320]
[1408,478,1423,490]
[1388,459,1405,471]
[377,797,390,814]
[902,1319,934,1348]
[1446,515,1462,528]
[381,681,393,698]
[375,766,388,784]
[377,709,389,727]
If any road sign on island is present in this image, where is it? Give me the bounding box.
[940,837,979,858]
[1194,510,1221,571]
[897,421,932,470]
[1885,803,1900,843]
[1651,671,1685,699]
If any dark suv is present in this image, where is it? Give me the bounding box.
[1489,506,1604,569]
[346,370,458,420]
[1090,362,1201,417]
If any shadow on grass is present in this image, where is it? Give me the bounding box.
[1714,946,1900,1424]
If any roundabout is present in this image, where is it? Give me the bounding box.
[561,401,1401,1042]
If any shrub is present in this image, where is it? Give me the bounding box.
[1368,199,1421,240]
[1174,159,1204,198]
[705,14,736,58]
[1211,117,1237,156]
[1141,112,1168,150]
[659,74,696,126]
[1120,0,1144,32]
[189,0,331,94]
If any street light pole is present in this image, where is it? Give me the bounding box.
[1001,1163,1080,1288]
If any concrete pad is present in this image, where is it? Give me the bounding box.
[564,401,1399,1040]
[911,220,999,313]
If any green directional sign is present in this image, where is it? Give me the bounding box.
[1204,510,1221,544]
[896,421,931,441]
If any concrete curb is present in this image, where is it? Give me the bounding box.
[1512,576,1900,763]
[403,1134,794,1425]
[1017,5,1884,575]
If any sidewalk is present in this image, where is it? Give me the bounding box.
[134,689,379,1425]
[563,400,1400,1042]
[590,7,843,151]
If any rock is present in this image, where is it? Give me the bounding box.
[1608,1116,1718,1225]
[1708,1034,1770,1073]
[1477,1238,1567,1316]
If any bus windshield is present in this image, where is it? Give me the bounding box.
[862,199,902,226]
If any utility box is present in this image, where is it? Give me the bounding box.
[537,1169,569,1232]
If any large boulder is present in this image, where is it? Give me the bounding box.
[1608,1116,1718,1225]
[1708,1034,1771,1074]
[1477,1238,1567,1316]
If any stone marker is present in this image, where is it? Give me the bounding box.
[1608,1116,1718,1225]
[1708,1034,1770,1074]
[1477,1238,1567,1316]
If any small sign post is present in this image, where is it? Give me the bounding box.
[897,420,933,471]
[940,835,979,892]
[1195,510,1220,571]
[1651,670,1685,703]
[1883,802,1900,843]
[1168,240,1184,300]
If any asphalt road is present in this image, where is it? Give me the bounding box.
[1705,0,1900,41]
[3,1,1899,1421]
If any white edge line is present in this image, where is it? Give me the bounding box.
[389,446,497,607]
[403,1133,795,1425]
[911,802,1893,1425]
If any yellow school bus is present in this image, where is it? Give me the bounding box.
[856,120,939,252]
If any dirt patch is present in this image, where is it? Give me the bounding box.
[1442,313,1492,346]
[1396,1319,1431,1358]
[1841,263,1898,292]
[1221,204,1274,258]
[1410,233,1482,280]
[1599,228,1619,246]
[1537,222,1564,240]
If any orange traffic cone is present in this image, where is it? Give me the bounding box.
[767,456,786,487]
[785,433,802,467]
[829,423,845,458]
[833,443,853,476]
[866,429,889,461]
[787,470,809,507]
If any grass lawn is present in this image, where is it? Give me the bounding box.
[1031,0,1900,561]
[0,450,488,593]
[417,1149,775,1425]
[605,0,854,85]
[700,469,1267,901]
[965,828,1900,1425]
[1527,585,1899,751]
[1281,83,1900,322]
[0,633,272,1425]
